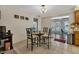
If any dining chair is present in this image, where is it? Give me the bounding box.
[42,27,51,48]
[26,28,38,51]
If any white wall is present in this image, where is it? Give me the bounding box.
[41,17,51,28]
[0,6,41,44]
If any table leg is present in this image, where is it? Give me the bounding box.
[39,35,41,46]
[37,37,39,47]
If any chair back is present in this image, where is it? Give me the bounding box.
[48,28,52,37]
[26,28,32,38]
[43,27,49,34]
[43,27,51,37]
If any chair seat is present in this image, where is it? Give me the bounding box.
[27,35,38,40]
[32,35,38,38]
[27,36,32,39]
[42,34,49,37]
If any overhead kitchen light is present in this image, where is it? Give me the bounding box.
[40,5,47,14]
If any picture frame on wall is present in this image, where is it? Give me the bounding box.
[14,14,19,19]
[25,17,29,20]
[20,16,24,20]
[33,18,38,22]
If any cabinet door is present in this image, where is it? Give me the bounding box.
[75,11,79,23]
[75,32,79,45]
[75,39,79,45]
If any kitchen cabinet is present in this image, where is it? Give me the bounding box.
[74,31,79,45]
[75,10,79,23]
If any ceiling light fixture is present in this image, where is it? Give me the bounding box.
[41,5,47,14]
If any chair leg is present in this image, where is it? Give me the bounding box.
[43,37,45,44]
[27,39,28,48]
[37,37,39,47]
[48,37,49,49]
[31,38,33,51]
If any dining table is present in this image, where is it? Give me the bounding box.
[32,31,44,46]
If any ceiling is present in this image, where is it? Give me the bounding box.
[14,5,75,18]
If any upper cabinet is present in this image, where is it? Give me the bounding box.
[75,10,79,23]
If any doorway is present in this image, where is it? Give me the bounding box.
[51,17,70,43]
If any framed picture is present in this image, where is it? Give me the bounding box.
[33,18,38,22]
[20,16,24,20]
[25,17,29,20]
[14,15,19,19]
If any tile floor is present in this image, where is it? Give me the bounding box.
[4,49,17,54]
[11,39,79,54]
